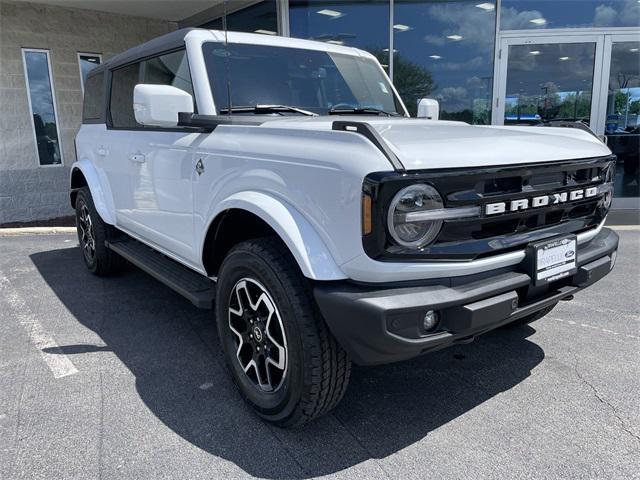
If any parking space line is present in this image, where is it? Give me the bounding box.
[548,316,640,340]
[0,275,78,379]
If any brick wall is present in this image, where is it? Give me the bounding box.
[0,0,176,224]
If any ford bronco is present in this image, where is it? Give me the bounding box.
[71,28,618,427]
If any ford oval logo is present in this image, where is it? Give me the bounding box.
[565,250,575,258]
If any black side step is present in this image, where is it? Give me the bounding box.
[107,239,216,309]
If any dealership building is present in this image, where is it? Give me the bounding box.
[0,0,638,225]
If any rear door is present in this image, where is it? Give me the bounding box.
[103,62,140,228]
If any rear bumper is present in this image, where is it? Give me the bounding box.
[314,227,618,366]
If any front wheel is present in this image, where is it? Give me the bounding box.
[216,237,351,427]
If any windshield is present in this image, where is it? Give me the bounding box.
[202,42,404,116]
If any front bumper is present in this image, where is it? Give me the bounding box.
[314,227,618,366]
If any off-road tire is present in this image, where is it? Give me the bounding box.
[216,237,351,428]
[75,187,124,276]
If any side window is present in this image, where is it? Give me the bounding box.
[141,50,195,102]
[78,53,102,93]
[109,63,140,129]
[82,72,104,122]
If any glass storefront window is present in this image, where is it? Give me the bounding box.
[289,0,390,69]
[393,0,495,121]
[23,49,63,166]
[501,0,640,30]
[201,0,278,35]
[605,41,639,198]
[503,42,596,126]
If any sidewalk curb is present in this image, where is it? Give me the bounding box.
[0,227,77,236]
[609,225,640,231]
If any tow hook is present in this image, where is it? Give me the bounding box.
[455,336,475,345]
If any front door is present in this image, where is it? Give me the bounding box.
[127,131,200,265]
[123,49,202,267]
[495,35,604,128]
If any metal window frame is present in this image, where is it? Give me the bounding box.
[278,0,289,36]
[492,32,606,129]
[77,52,103,94]
[599,32,640,210]
[21,48,64,168]
[388,0,394,80]
[492,26,640,129]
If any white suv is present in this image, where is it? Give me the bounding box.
[72,28,619,427]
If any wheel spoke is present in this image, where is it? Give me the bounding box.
[228,277,288,392]
[78,204,96,261]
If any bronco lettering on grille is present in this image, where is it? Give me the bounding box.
[485,187,599,216]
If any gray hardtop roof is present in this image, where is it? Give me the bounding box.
[88,28,195,76]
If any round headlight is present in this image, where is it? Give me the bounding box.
[387,184,443,248]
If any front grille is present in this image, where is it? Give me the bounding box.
[363,156,615,261]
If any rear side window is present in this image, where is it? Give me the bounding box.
[82,72,104,122]
[109,63,140,129]
[141,49,194,99]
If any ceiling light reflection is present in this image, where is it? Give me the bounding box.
[475,2,495,11]
[317,9,342,17]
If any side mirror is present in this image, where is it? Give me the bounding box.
[133,84,194,127]
[417,98,439,120]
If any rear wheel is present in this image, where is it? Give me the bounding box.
[216,237,351,427]
[75,187,124,276]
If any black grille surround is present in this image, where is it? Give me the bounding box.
[362,155,616,261]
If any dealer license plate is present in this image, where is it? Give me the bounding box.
[532,235,577,284]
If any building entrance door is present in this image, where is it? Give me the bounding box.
[494,31,640,210]
[597,34,640,207]
[495,35,604,128]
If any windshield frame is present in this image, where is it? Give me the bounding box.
[201,41,408,117]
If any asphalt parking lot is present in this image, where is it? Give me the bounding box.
[0,228,638,480]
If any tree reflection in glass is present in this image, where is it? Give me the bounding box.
[393,0,496,123]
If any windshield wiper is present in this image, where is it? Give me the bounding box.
[328,106,399,117]
[218,105,317,116]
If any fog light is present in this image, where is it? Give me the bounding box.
[610,250,617,270]
[423,310,440,332]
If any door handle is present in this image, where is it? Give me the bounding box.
[96,146,108,156]
[129,153,146,163]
